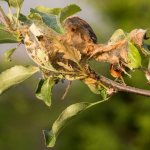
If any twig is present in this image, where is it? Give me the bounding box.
[99,75,150,97]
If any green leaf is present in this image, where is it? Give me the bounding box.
[0,25,21,43]
[35,6,61,15]
[0,30,20,43]
[4,47,16,61]
[29,9,64,34]
[44,98,108,147]
[35,4,81,23]
[1,0,24,9]
[0,65,39,95]
[109,29,126,44]
[19,13,31,24]
[60,4,81,22]
[99,88,107,99]
[127,42,142,69]
[0,23,5,29]
[28,11,42,21]
[31,4,81,33]
[36,78,55,107]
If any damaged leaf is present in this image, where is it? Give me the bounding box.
[60,45,81,64]
[24,23,57,72]
[145,58,150,84]
[57,62,74,72]
[129,29,147,47]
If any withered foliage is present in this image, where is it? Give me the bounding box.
[19,16,150,96]
[1,2,150,147]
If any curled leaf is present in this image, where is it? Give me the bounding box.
[60,4,81,22]
[57,62,74,72]
[4,47,16,61]
[129,29,147,47]
[19,13,31,24]
[43,99,108,147]
[36,78,55,107]
[59,45,81,64]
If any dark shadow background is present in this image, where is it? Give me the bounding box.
[1,0,150,150]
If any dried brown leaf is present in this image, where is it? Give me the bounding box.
[65,74,86,80]
[96,53,119,64]
[83,77,101,94]
[129,29,147,47]
[57,61,74,72]
[94,40,128,65]
[90,40,127,58]
[58,44,81,64]
[24,24,57,72]
[84,77,97,84]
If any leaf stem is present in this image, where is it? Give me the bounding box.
[87,98,109,109]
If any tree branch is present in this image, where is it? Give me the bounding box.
[99,75,150,97]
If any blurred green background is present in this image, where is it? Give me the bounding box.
[1,0,150,150]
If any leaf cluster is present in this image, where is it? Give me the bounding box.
[0,0,150,148]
